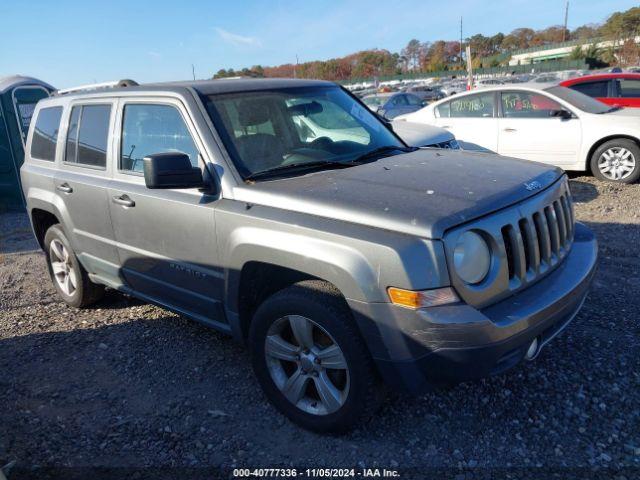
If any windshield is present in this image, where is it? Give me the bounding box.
[544,86,611,114]
[203,86,403,179]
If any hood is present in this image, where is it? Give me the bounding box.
[585,108,640,127]
[391,121,454,147]
[233,149,563,239]
[605,107,640,118]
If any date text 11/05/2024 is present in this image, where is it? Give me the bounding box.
[232,468,400,477]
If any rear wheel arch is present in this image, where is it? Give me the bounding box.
[30,208,60,249]
[43,223,104,307]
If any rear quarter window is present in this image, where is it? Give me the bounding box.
[13,87,50,144]
[569,81,608,98]
[30,106,63,161]
[435,102,450,118]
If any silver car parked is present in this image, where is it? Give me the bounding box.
[21,78,597,433]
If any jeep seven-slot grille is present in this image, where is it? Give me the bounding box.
[501,191,574,286]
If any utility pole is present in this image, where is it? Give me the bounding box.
[294,54,299,78]
[460,16,464,71]
[562,1,569,42]
[191,64,196,81]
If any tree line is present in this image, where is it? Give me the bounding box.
[213,6,640,81]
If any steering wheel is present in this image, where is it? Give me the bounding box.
[308,136,334,151]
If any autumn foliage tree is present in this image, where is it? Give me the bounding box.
[212,6,640,81]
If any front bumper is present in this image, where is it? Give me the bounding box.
[348,222,598,394]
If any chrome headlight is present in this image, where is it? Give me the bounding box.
[453,231,490,284]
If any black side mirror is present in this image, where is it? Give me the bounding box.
[549,109,573,120]
[143,152,204,189]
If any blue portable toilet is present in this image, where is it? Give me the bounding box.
[0,76,54,210]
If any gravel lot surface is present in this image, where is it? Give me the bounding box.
[1,176,639,479]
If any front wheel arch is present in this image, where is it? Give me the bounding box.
[588,137,640,183]
[248,280,384,432]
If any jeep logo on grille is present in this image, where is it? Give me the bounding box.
[524,180,543,191]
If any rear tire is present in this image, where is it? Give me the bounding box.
[249,280,383,433]
[44,224,104,308]
[590,139,640,184]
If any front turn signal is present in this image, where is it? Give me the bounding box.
[387,287,459,309]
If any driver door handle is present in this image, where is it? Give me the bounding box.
[112,194,135,207]
[503,128,517,132]
[56,183,73,194]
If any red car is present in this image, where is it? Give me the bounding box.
[560,73,640,108]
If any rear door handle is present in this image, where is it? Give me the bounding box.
[56,183,73,194]
[503,128,517,132]
[112,194,135,207]
[441,125,451,129]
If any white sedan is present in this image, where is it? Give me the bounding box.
[398,84,640,183]
[291,103,459,149]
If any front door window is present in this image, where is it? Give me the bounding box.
[501,91,563,118]
[120,104,199,173]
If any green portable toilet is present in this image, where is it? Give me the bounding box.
[0,76,54,210]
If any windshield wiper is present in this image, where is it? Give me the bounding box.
[349,145,417,164]
[599,106,623,114]
[244,145,417,181]
[245,160,348,181]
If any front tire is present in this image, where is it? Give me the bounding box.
[44,224,104,308]
[249,280,382,433]
[590,139,640,183]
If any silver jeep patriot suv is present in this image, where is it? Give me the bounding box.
[21,78,597,432]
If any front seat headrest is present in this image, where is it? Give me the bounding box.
[237,99,271,127]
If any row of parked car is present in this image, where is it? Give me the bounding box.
[359,71,640,183]
[349,69,590,120]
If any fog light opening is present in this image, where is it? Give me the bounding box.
[525,337,540,360]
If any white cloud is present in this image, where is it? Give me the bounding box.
[215,27,262,48]
[148,51,162,59]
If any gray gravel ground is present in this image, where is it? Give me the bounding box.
[1,176,639,479]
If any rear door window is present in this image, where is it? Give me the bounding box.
[449,93,495,118]
[618,79,640,98]
[64,105,111,168]
[30,106,63,161]
[569,81,609,98]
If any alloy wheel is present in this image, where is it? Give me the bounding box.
[598,147,637,181]
[49,239,77,296]
[264,315,350,415]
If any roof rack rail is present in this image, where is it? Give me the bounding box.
[53,79,139,96]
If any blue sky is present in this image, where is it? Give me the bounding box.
[1,0,635,88]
